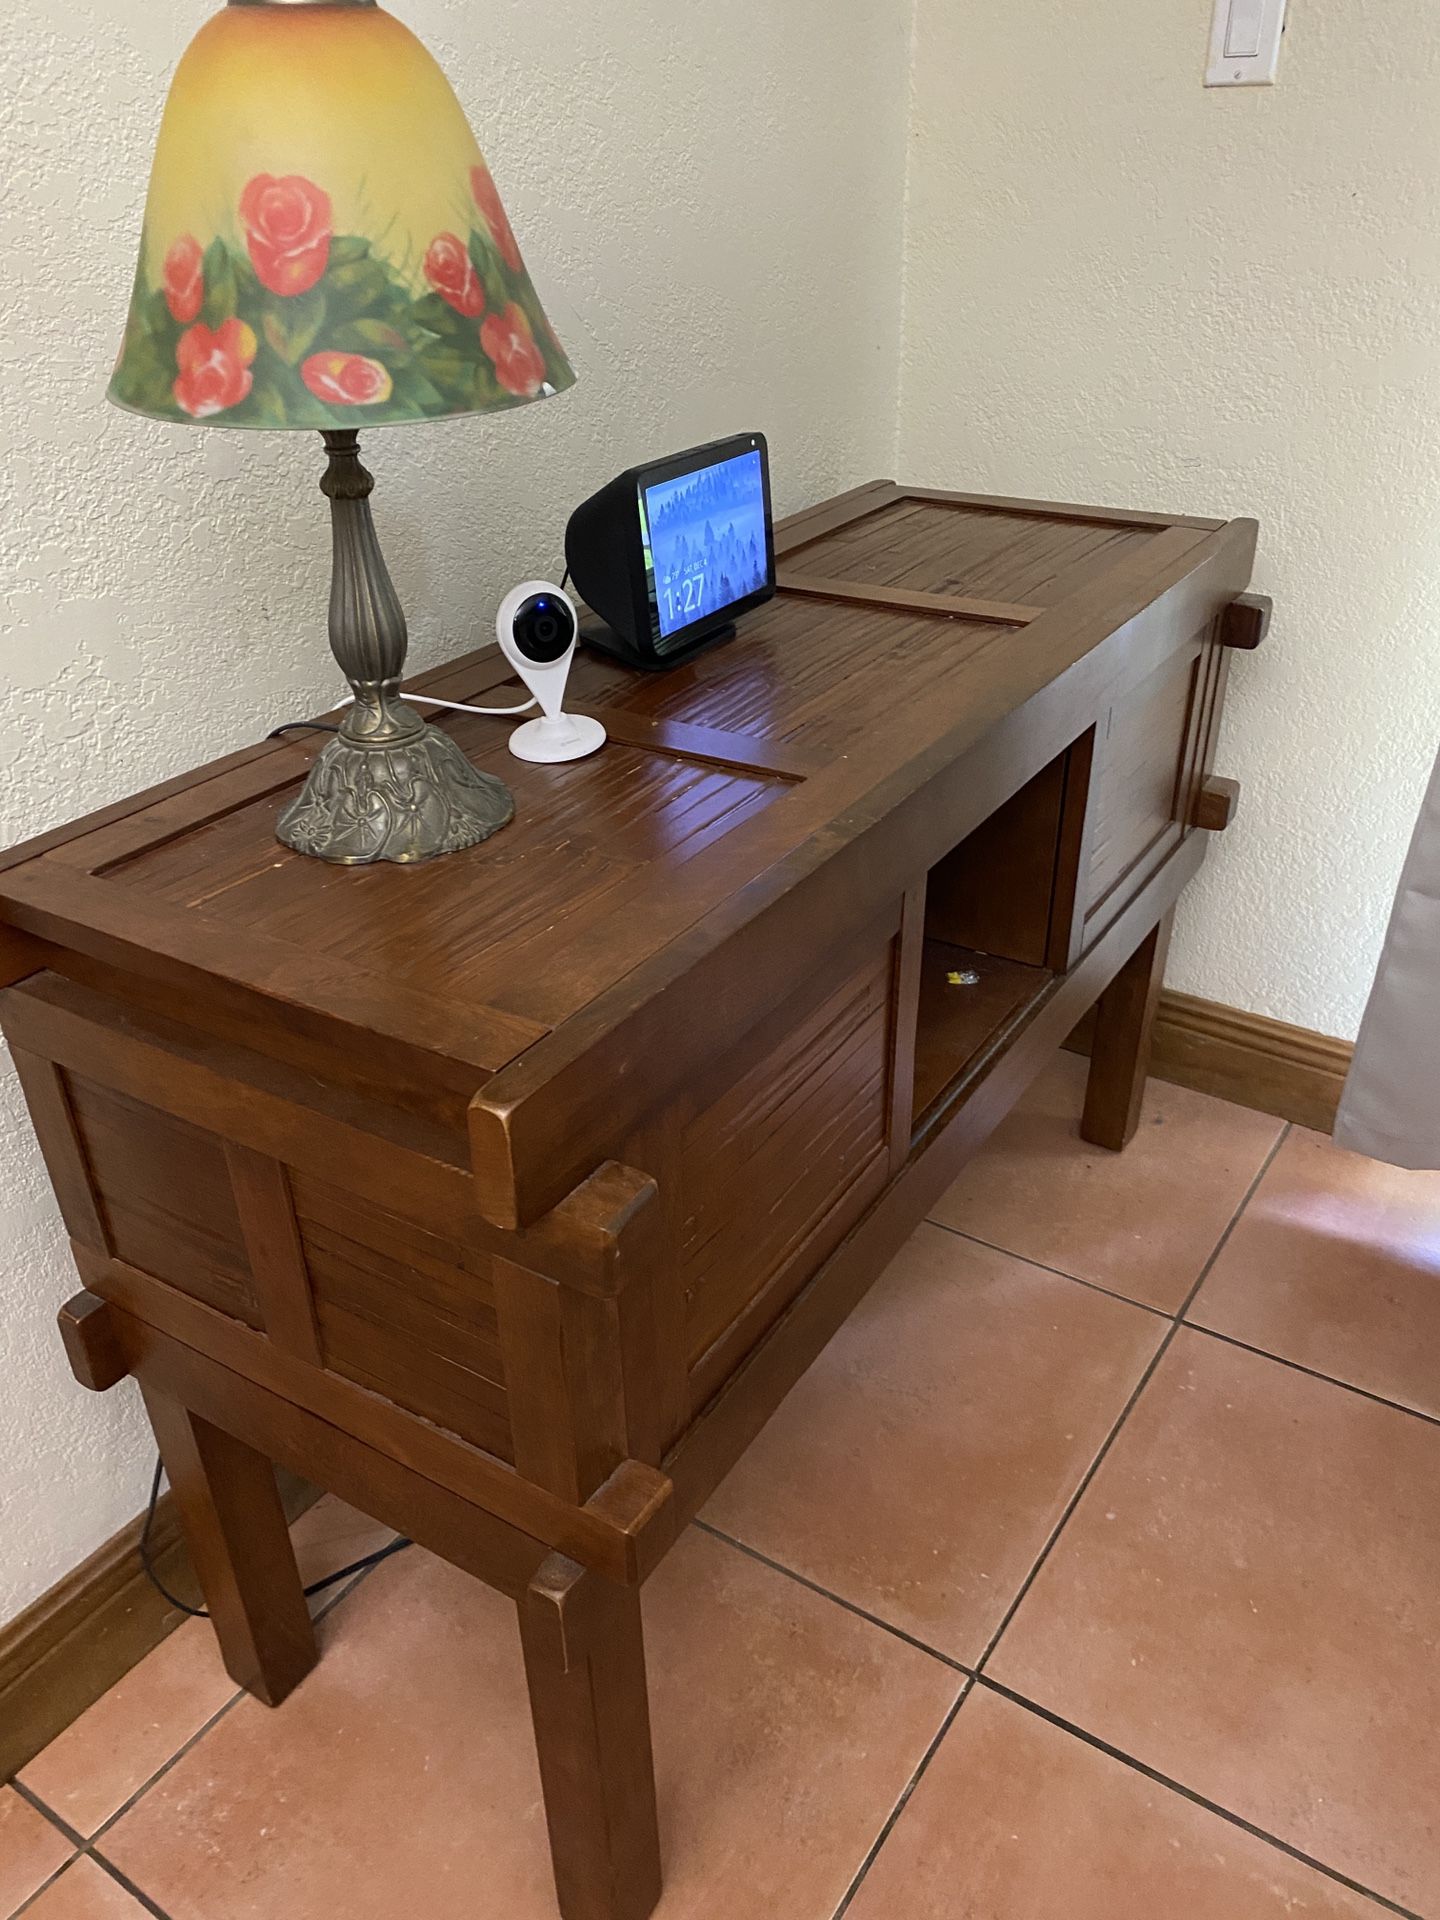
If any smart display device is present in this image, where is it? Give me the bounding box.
[566,434,775,670]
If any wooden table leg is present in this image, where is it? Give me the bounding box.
[520,1553,662,1920]
[1081,907,1175,1152]
[141,1384,317,1708]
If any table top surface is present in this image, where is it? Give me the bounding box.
[0,482,1250,1089]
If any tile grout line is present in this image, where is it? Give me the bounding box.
[693,1520,969,1673]
[7,1779,178,1920]
[976,1676,1427,1920]
[1182,1320,1440,1436]
[970,1122,1292,1676]
[80,1546,387,1850]
[9,1776,88,1851]
[5,1852,77,1920]
[827,1679,972,1920]
[87,1854,179,1920]
[8,1534,392,1903]
[924,1217,1173,1320]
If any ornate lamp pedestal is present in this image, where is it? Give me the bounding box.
[275,432,514,864]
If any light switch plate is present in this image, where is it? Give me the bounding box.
[1205,0,1287,86]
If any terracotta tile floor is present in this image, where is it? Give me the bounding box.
[10,1057,1440,1920]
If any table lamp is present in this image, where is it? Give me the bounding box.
[108,0,576,864]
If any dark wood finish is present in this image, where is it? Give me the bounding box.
[0,1456,318,1780]
[1070,987,1352,1134]
[666,832,1207,1530]
[72,1243,670,1585]
[9,1047,110,1252]
[1081,910,1176,1151]
[1220,591,1273,650]
[520,1556,662,1920]
[887,884,927,1174]
[226,1145,323,1363]
[141,1383,317,1707]
[0,482,1260,1920]
[923,749,1069,966]
[1194,774,1241,832]
[777,570,1043,626]
[912,941,1053,1133]
[0,925,40,989]
[58,1291,129,1391]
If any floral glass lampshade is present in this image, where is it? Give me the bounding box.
[108,0,579,869]
[109,0,575,430]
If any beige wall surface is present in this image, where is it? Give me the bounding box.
[0,0,913,1627]
[899,0,1440,1040]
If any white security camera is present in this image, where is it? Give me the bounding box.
[495,581,606,764]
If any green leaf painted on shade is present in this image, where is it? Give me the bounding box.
[201,241,238,326]
[328,235,371,266]
[332,317,412,354]
[468,232,510,313]
[261,286,327,364]
[324,257,393,313]
[390,365,446,412]
[472,360,507,408]
[248,371,293,428]
[411,292,476,341]
[413,341,477,400]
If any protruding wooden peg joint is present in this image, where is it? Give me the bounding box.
[1193,775,1241,833]
[58,1290,129,1392]
[1220,592,1272,651]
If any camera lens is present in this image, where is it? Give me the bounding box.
[512,593,576,664]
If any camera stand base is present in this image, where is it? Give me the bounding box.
[508,712,607,765]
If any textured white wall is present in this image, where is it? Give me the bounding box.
[0,0,913,1626]
[899,0,1440,1039]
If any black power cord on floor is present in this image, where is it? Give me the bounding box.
[139,1454,412,1619]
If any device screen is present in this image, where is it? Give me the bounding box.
[640,448,770,646]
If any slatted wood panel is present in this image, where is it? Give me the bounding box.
[289,1171,513,1463]
[679,946,893,1372]
[783,498,1161,605]
[65,1077,261,1329]
[576,595,1015,749]
[101,739,790,1033]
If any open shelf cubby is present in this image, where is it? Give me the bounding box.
[909,735,1091,1139]
[911,939,1053,1131]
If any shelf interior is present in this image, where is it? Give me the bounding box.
[911,939,1053,1134]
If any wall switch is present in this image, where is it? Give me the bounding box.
[1206,0,1287,86]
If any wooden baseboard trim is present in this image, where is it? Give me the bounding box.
[0,1470,317,1781]
[1070,989,1353,1133]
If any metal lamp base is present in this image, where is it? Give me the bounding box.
[276,717,514,865]
[279,429,516,866]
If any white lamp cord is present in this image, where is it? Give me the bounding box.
[402,692,537,718]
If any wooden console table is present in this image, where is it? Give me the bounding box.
[0,482,1265,1920]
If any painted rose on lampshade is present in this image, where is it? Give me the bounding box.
[302,352,394,407]
[424,234,486,319]
[173,319,257,418]
[106,2,574,429]
[163,235,204,323]
[240,175,333,297]
[480,304,547,399]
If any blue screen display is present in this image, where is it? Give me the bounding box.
[642,449,769,641]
